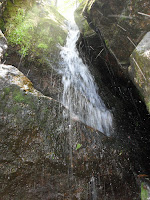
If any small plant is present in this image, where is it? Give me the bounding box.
[6,8,34,57]
[13,92,25,103]
[38,43,49,50]
[141,182,148,200]
[76,143,82,150]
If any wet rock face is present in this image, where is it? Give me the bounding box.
[0,64,139,199]
[129,32,150,113]
[75,0,150,114]
[78,0,150,65]
[1,0,67,100]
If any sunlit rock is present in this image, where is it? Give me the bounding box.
[76,0,150,66]
[75,0,150,115]
[0,30,7,62]
[129,32,150,113]
[1,0,67,99]
[74,1,96,37]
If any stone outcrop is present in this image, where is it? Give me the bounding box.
[75,0,150,113]
[75,0,150,65]
[0,64,139,199]
[129,32,150,112]
[0,0,67,99]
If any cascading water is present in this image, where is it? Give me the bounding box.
[59,22,113,136]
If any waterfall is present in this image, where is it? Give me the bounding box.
[59,22,113,136]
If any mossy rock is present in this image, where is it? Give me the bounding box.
[0,0,68,99]
[74,0,96,37]
[1,0,67,66]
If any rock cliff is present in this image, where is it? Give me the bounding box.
[75,0,150,113]
[0,64,139,199]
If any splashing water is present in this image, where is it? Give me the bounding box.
[59,22,113,136]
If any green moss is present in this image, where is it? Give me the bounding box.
[2,0,67,63]
[2,0,34,56]
[13,92,26,103]
[0,18,5,32]
[105,40,109,47]
[75,0,95,37]
[37,43,49,50]
[58,36,64,46]
[12,88,32,104]
[141,182,148,200]
[3,87,11,95]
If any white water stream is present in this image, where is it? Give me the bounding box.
[59,22,113,136]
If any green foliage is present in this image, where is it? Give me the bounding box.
[1,0,67,68]
[141,182,148,200]
[38,43,49,50]
[6,8,34,56]
[3,87,11,95]
[0,18,5,32]
[76,143,82,150]
[13,91,26,103]
[147,101,150,112]
[105,40,109,47]
[12,87,31,104]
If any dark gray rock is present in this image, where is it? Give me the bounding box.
[75,0,150,66]
[0,64,139,199]
[75,0,150,115]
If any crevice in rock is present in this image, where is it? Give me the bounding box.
[76,30,150,175]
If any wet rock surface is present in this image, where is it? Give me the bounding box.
[0,0,150,199]
[1,0,67,100]
[75,2,150,198]
[75,0,150,115]
[76,0,150,65]
[0,64,141,199]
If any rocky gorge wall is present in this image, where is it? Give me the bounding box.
[75,0,150,113]
[0,64,140,199]
[0,0,150,199]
